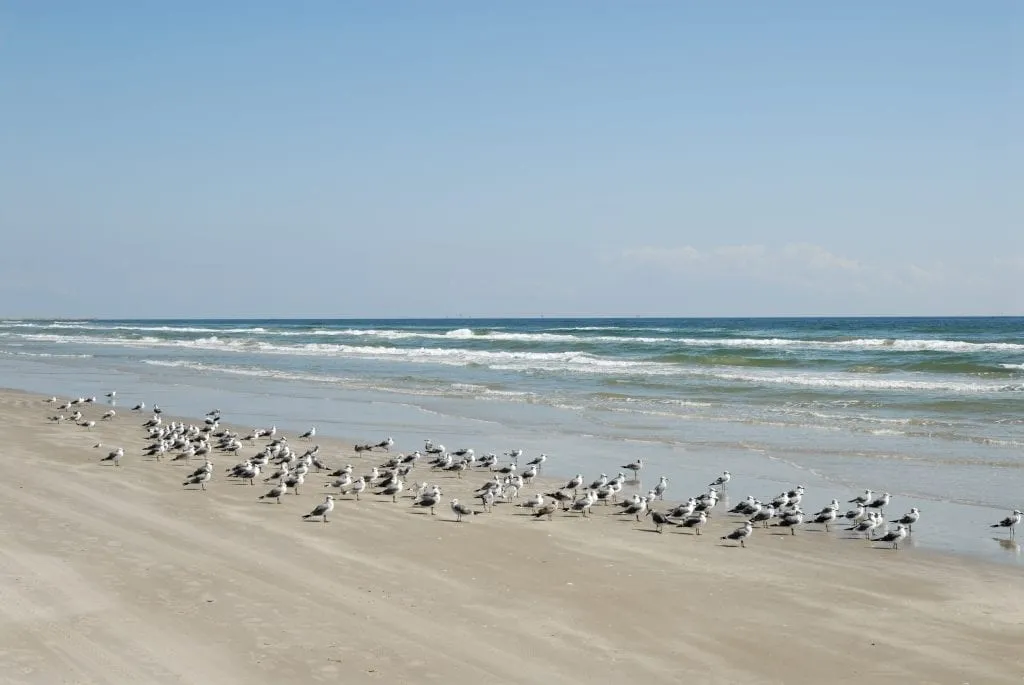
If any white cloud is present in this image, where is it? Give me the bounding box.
[621,243,863,278]
[616,243,1024,314]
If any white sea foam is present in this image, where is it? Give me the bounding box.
[0,350,93,359]
[4,321,1022,354]
[11,332,1021,394]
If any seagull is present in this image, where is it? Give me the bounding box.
[186,460,213,479]
[588,473,608,491]
[617,497,648,522]
[667,499,697,519]
[346,476,367,501]
[532,502,558,521]
[653,476,669,500]
[873,524,908,550]
[848,511,882,538]
[991,510,1023,537]
[562,474,584,496]
[809,507,838,532]
[375,436,394,451]
[570,491,598,517]
[377,478,404,503]
[646,509,673,533]
[526,453,547,468]
[131,402,145,412]
[79,420,96,431]
[890,508,920,534]
[101,409,116,420]
[866,492,891,513]
[709,471,731,490]
[844,503,868,525]
[773,509,805,535]
[182,470,212,490]
[283,472,305,495]
[677,511,708,535]
[100,447,124,467]
[259,479,288,504]
[303,495,335,523]
[299,426,316,441]
[412,488,442,515]
[516,494,545,511]
[505,449,523,463]
[544,490,574,511]
[748,505,775,528]
[849,489,873,506]
[622,459,643,477]
[721,521,753,548]
[450,498,477,522]
[46,396,58,404]
[729,497,759,516]
[105,391,116,399]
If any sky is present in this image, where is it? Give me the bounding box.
[0,1,1020,318]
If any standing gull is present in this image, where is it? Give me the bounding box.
[562,474,584,497]
[182,470,212,491]
[621,459,644,479]
[100,447,124,467]
[259,479,289,504]
[532,502,558,521]
[873,524,908,550]
[890,508,920,534]
[677,511,708,535]
[709,471,731,490]
[721,521,753,548]
[303,495,335,523]
[991,510,1023,537]
[450,498,477,522]
[849,489,873,506]
[646,509,673,533]
[377,478,404,503]
[866,492,891,514]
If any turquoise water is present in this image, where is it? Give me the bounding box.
[1,317,1021,563]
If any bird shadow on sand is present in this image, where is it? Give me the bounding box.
[634,528,664,535]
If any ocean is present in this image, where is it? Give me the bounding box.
[1,316,1021,564]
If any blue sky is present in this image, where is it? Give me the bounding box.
[1,2,1019,317]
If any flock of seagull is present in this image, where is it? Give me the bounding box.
[46,393,1023,549]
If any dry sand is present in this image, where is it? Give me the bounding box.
[0,387,1022,684]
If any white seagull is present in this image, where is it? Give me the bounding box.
[259,479,289,504]
[182,470,212,490]
[622,459,644,477]
[721,520,753,548]
[991,510,1023,537]
[709,471,731,489]
[873,524,908,550]
[450,498,477,522]
[100,447,124,467]
[890,507,920,534]
[303,495,335,523]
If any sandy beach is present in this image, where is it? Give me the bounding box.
[0,387,1021,684]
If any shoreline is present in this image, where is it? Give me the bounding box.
[1,384,1022,683]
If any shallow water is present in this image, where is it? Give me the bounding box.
[2,317,1021,564]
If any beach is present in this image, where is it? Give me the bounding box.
[2,317,1023,565]
[0,387,1022,684]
